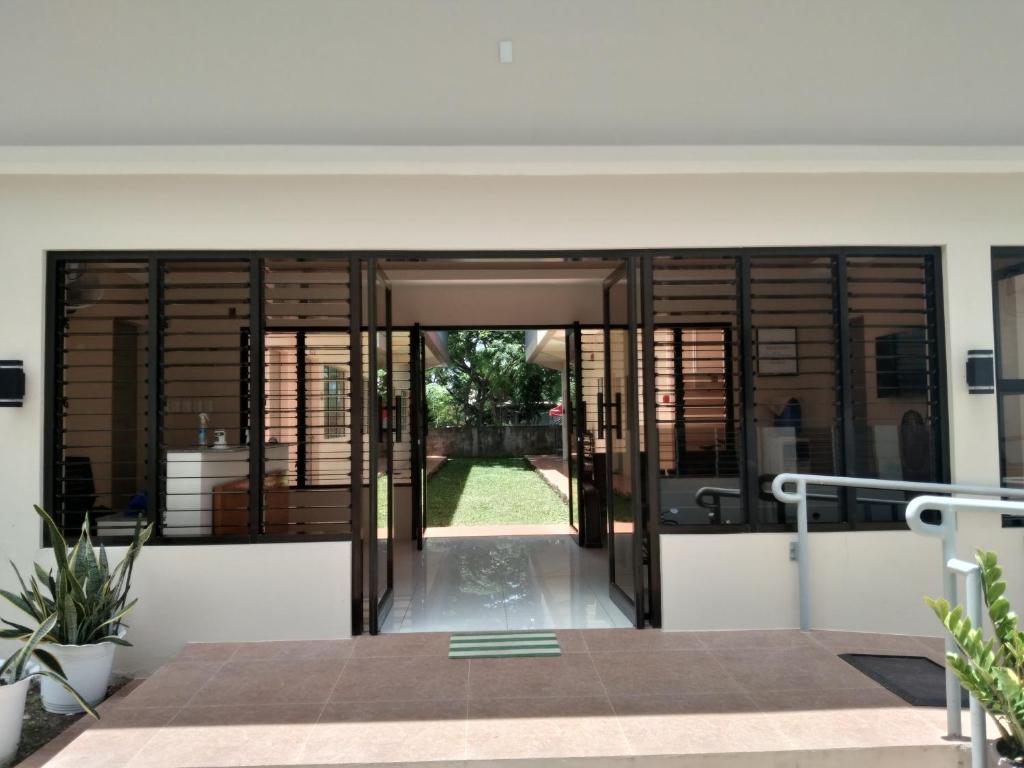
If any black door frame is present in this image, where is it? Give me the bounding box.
[602,257,647,627]
[367,257,395,634]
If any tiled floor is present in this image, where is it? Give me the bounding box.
[382,534,634,633]
[30,629,972,767]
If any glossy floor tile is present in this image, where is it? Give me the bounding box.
[382,534,633,633]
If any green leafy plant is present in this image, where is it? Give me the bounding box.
[1,506,153,647]
[926,550,1024,761]
[0,613,98,718]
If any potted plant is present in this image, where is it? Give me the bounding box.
[1,506,152,714]
[1,613,97,767]
[926,550,1024,766]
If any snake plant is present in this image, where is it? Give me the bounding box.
[1,506,153,647]
[926,550,1024,761]
[0,613,98,718]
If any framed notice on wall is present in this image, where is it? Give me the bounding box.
[757,328,798,375]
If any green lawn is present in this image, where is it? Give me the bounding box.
[427,457,568,527]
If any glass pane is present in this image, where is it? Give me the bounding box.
[161,260,251,537]
[607,277,635,600]
[997,270,1024,380]
[566,330,579,529]
[375,276,391,608]
[846,255,941,523]
[56,261,150,539]
[750,256,842,524]
[651,255,743,526]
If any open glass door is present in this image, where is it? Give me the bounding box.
[604,259,645,626]
[368,259,394,633]
[411,325,427,550]
[565,324,584,542]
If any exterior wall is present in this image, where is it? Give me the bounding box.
[428,426,561,458]
[31,541,352,675]
[0,172,1023,666]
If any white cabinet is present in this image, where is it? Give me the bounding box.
[164,445,289,536]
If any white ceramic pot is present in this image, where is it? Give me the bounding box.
[40,628,125,714]
[0,677,30,768]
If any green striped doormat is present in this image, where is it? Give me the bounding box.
[449,632,561,659]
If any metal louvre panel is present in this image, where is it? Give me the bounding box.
[160,260,252,538]
[651,255,744,525]
[750,255,842,524]
[263,258,353,536]
[845,254,942,522]
[54,261,150,539]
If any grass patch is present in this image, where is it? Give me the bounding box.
[427,457,568,527]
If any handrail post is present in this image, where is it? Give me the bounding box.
[943,523,962,739]
[964,564,987,768]
[796,478,809,631]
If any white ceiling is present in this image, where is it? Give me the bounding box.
[3,0,1024,147]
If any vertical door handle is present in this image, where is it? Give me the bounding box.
[613,392,623,439]
[597,392,605,439]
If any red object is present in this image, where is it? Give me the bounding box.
[549,404,564,417]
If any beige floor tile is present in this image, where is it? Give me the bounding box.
[124,703,321,767]
[747,685,911,712]
[581,627,704,652]
[610,691,761,717]
[42,706,178,768]
[468,653,605,699]
[591,650,743,697]
[190,658,345,706]
[612,695,795,755]
[466,696,629,759]
[302,699,468,764]
[809,630,943,657]
[351,632,451,658]
[554,629,589,653]
[712,646,883,692]
[122,661,225,707]
[695,629,818,651]
[774,707,949,750]
[332,655,470,701]
[230,639,355,661]
[169,642,240,663]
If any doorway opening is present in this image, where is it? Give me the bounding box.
[365,255,647,634]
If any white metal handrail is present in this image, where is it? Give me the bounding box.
[771,473,1024,763]
[906,494,1024,768]
[770,473,1024,634]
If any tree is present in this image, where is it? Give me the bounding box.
[426,330,561,427]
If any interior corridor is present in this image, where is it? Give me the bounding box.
[383,535,633,633]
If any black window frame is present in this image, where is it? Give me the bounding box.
[44,251,360,547]
[649,247,950,535]
[991,246,1024,527]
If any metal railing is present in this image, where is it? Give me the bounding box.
[771,473,1024,767]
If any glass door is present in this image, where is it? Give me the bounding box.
[411,325,428,550]
[566,324,584,542]
[368,259,394,633]
[603,259,645,626]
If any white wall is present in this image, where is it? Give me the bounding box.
[1,171,1023,661]
[33,542,351,675]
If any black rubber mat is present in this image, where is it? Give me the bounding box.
[839,653,969,707]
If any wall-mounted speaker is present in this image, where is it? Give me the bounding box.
[966,350,995,395]
[0,360,25,407]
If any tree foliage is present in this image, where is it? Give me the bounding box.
[426,330,561,427]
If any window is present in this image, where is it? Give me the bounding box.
[992,248,1024,527]
[47,253,357,543]
[324,365,344,439]
[651,248,946,531]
